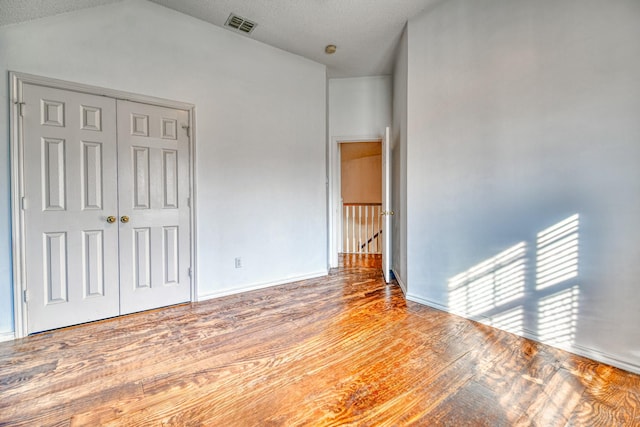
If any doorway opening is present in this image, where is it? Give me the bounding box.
[339,141,382,255]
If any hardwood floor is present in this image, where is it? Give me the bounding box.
[1,254,639,426]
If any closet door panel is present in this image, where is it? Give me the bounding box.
[22,84,120,333]
[117,100,191,314]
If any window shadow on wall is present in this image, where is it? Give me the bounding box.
[448,214,580,348]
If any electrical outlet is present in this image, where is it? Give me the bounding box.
[235,257,242,268]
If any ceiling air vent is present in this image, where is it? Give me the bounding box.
[225,13,257,35]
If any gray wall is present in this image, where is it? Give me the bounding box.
[328,76,392,267]
[391,27,408,292]
[328,77,392,139]
[401,0,640,372]
[0,0,327,337]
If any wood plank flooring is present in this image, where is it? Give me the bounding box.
[1,254,639,426]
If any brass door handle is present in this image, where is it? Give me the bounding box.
[106,216,116,223]
[120,215,130,223]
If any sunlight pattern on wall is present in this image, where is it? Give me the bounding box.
[538,285,580,346]
[448,242,527,317]
[536,214,579,290]
[448,213,581,348]
[482,306,524,336]
[536,214,580,347]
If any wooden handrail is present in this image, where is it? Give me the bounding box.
[360,230,382,250]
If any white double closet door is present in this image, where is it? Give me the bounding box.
[22,83,191,334]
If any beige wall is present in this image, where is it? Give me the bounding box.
[341,142,381,204]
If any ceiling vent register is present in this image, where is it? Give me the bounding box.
[225,13,257,34]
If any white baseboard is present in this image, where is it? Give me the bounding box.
[405,293,640,376]
[197,270,329,302]
[0,331,15,342]
[560,343,640,375]
[406,293,450,312]
[392,268,407,295]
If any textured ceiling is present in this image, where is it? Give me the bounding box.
[0,0,122,26]
[0,0,442,77]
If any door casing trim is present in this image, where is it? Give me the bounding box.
[9,71,198,338]
[327,134,383,269]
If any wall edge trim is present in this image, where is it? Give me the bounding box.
[405,293,640,376]
[392,268,407,295]
[197,270,329,302]
[0,331,16,342]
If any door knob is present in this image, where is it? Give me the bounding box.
[120,215,130,223]
[106,216,116,223]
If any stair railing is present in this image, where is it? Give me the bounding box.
[342,203,382,254]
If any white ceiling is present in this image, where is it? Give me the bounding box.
[0,0,442,77]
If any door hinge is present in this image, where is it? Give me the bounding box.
[16,102,26,117]
[21,197,27,210]
[23,289,29,303]
[187,197,190,208]
[181,124,190,137]
[188,267,192,277]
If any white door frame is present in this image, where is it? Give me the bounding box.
[381,126,392,283]
[328,134,383,269]
[9,71,198,338]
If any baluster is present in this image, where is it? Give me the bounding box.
[365,206,369,254]
[344,206,351,253]
[374,205,377,253]
[376,204,380,253]
[369,205,371,254]
[344,205,348,253]
[355,205,359,253]
[376,205,380,253]
[352,205,356,253]
[371,205,375,253]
